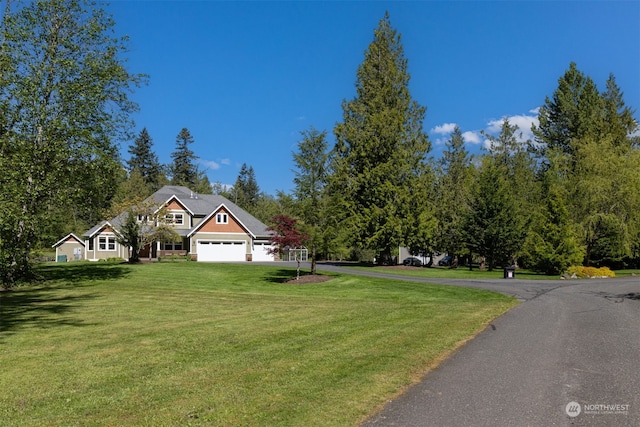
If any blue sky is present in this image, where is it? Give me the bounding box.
[107,1,640,195]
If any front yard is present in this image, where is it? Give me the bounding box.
[0,262,517,426]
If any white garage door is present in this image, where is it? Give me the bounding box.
[253,242,275,261]
[197,241,246,262]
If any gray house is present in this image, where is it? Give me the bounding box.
[56,186,275,262]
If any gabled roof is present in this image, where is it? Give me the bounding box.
[82,186,272,239]
[187,203,255,238]
[155,194,195,216]
[52,233,85,248]
[83,221,119,239]
[150,186,271,238]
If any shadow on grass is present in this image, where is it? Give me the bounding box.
[264,268,301,283]
[0,263,129,340]
[0,288,99,340]
[34,262,131,285]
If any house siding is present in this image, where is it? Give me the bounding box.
[197,207,246,234]
[74,186,273,263]
[86,231,127,260]
[54,236,84,262]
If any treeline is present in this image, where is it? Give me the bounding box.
[1,2,638,286]
[284,17,640,274]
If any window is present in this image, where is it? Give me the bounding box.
[164,213,184,225]
[88,238,94,251]
[216,213,228,224]
[164,241,183,251]
[137,214,148,223]
[98,236,115,251]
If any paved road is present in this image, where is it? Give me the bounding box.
[306,263,640,426]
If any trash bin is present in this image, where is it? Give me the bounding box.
[504,266,515,279]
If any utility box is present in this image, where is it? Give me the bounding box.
[504,266,516,279]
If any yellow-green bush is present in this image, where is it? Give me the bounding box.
[566,265,616,278]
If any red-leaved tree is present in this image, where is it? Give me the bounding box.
[267,215,308,280]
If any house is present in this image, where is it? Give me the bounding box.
[56,185,276,262]
[53,233,85,262]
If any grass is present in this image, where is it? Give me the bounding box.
[345,264,640,280]
[0,262,517,426]
[343,263,553,280]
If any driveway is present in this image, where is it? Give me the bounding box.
[306,263,640,426]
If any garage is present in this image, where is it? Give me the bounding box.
[197,240,246,262]
[252,242,275,261]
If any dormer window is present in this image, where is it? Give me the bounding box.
[216,213,228,224]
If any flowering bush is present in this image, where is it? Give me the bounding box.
[566,266,615,278]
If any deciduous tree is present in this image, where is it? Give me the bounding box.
[267,215,308,280]
[0,0,143,286]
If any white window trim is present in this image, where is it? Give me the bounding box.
[216,213,228,224]
[164,212,185,225]
[98,235,116,251]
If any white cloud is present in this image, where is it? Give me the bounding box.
[199,159,221,170]
[220,158,231,165]
[462,131,481,144]
[430,122,457,135]
[485,111,540,143]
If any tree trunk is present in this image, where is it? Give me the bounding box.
[311,245,317,275]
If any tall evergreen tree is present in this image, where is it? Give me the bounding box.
[532,62,637,162]
[170,128,198,187]
[464,156,523,271]
[193,170,213,195]
[331,12,431,263]
[127,128,162,192]
[0,0,142,286]
[601,74,638,148]
[521,153,584,275]
[434,126,474,263]
[292,127,330,274]
[533,63,639,268]
[233,163,260,212]
[486,119,538,238]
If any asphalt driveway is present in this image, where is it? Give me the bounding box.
[307,263,640,426]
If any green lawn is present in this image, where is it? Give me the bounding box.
[342,263,553,280]
[345,264,640,280]
[0,262,517,426]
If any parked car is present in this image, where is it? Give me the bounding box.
[403,256,423,267]
[438,255,453,266]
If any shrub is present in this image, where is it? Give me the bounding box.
[566,265,615,278]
